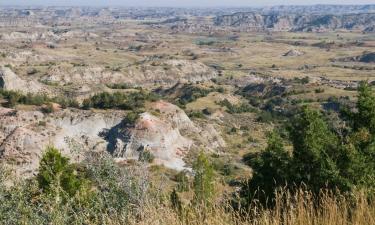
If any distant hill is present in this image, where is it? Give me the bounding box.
[214,12,375,32]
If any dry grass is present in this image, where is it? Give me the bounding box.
[122,189,375,225]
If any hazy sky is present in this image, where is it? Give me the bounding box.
[0,0,374,7]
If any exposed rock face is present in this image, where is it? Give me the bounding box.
[41,66,126,86]
[214,12,375,32]
[0,101,225,175]
[40,60,217,88]
[1,5,374,32]
[152,101,226,151]
[197,123,226,150]
[151,100,198,132]
[0,108,47,176]
[107,101,225,170]
[283,49,304,57]
[0,108,125,176]
[1,5,374,27]
[0,67,44,94]
[113,112,192,170]
[0,31,60,42]
[260,5,375,14]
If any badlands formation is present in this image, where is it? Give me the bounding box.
[0,5,374,178]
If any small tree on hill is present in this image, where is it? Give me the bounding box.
[37,146,86,203]
[193,152,215,206]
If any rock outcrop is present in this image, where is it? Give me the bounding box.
[283,49,304,57]
[113,112,192,170]
[1,5,374,32]
[107,101,225,170]
[40,60,217,88]
[0,67,44,94]
[214,12,375,32]
[0,108,125,176]
[0,101,225,175]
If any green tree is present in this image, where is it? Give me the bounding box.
[241,131,291,206]
[193,152,215,206]
[239,84,375,209]
[354,81,375,134]
[288,107,349,193]
[37,146,86,202]
[344,82,375,191]
[241,108,353,208]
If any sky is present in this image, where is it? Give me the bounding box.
[0,0,374,7]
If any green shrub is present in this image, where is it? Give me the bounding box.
[38,121,47,126]
[41,103,54,114]
[82,98,93,110]
[178,86,211,105]
[193,152,215,206]
[188,111,205,119]
[175,171,190,192]
[0,89,79,109]
[219,99,255,114]
[202,108,213,115]
[106,83,133,89]
[138,149,155,163]
[37,146,87,200]
[212,158,236,176]
[82,91,159,110]
[176,85,223,106]
[195,38,217,46]
[170,189,183,215]
[124,112,140,125]
[256,111,274,123]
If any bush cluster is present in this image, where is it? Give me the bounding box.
[177,86,211,105]
[219,99,255,114]
[240,82,375,207]
[0,148,149,224]
[106,83,136,89]
[0,89,79,109]
[82,91,159,110]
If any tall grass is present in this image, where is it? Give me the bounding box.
[126,189,374,225]
[1,156,374,225]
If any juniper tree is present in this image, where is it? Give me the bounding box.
[193,152,215,206]
[37,146,86,202]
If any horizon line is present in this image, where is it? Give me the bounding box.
[0,3,375,8]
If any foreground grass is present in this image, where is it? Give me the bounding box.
[126,189,375,225]
[2,164,374,225]
[1,145,374,225]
